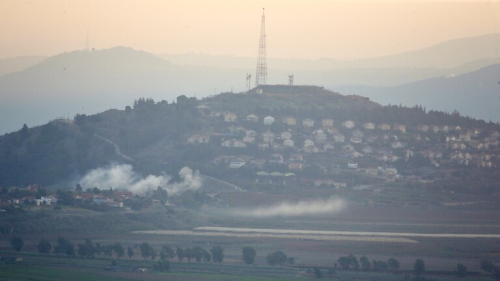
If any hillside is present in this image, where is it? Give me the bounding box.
[336,64,500,122]
[1,86,498,202]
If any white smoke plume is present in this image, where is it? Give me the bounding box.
[79,164,202,195]
[233,198,345,217]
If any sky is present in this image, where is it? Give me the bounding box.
[1,0,500,60]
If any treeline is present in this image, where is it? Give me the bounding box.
[0,94,202,187]
[7,236,296,270]
[336,254,400,271]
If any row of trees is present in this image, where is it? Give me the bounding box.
[336,254,400,271]
[138,243,224,263]
[11,236,273,268]
[10,236,495,278]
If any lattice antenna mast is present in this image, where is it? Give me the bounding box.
[255,8,267,86]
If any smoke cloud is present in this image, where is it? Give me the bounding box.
[79,164,202,195]
[233,198,345,217]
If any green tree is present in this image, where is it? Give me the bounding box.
[114,243,124,259]
[162,245,175,260]
[266,251,287,266]
[10,236,23,252]
[154,187,168,204]
[337,256,351,270]
[480,259,493,272]
[77,243,88,258]
[127,246,134,258]
[210,246,224,263]
[56,189,75,206]
[201,249,211,263]
[65,242,75,256]
[38,238,51,254]
[94,243,102,255]
[102,244,113,257]
[140,242,152,260]
[457,263,467,277]
[413,259,425,276]
[20,124,29,139]
[160,249,166,260]
[184,248,193,262]
[242,246,257,265]
[176,247,184,261]
[192,246,204,263]
[360,255,371,271]
[54,236,69,254]
[84,239,95,258]
[150,247,157,260]
[373,260,388,271]
[388,258,400,271]
[351,255,360,270]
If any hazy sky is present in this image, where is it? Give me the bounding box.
[1,0,500,60]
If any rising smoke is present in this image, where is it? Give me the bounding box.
[232,197,345,217]
[78,164,202,195]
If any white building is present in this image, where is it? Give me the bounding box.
[264,116,275,125]
[246,114,259,122]
[230,158,246,168]
[303,118,315,127]
[284,139,295,147]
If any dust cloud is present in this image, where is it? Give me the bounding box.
[232,198,345,217]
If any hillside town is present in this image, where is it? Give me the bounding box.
[188,104,500,189]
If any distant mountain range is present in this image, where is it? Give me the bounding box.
[0,56,46,77]
[1,33,500,134]
[158,33,500,70]
[336,64,500,122]
[0,47,246,134]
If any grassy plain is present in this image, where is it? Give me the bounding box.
[1,186,500,281]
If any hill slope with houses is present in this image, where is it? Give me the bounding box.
[1,85,500,209]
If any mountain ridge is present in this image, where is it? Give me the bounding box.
[336,64,500,122]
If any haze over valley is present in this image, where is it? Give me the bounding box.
[2,33,500,134]
[1,1,500,280]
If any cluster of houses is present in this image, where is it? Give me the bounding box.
[0,185,133,209]
[188,109,499,186]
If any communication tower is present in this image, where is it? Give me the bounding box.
[255,8,267,86]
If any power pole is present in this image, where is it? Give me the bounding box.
[255,8,267,86]
[288,75,294,86]
[246,73,252,91]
